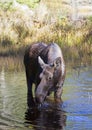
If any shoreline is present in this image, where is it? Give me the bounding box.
[0,44,91,71]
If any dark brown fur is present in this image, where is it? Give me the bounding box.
[24,42,66,107]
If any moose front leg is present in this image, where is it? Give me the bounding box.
[54,78,64,103]
[54,86,63,103]
[25,69,35,108]
[27,79,35,108]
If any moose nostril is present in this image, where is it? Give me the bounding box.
[35,94,44,104]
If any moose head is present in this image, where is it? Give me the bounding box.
[35,56,62,104]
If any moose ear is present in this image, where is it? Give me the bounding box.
[53,57,61,68]
[38,56,45,69]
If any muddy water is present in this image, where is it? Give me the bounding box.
[0,66,92,130]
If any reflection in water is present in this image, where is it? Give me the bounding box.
[0,66,92,130]
[25,101,66,130]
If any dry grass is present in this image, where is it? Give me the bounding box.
[0,56,24,71]
[0,1,92,70]
[0,1,92,46]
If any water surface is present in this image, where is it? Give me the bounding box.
[0,66,92,130]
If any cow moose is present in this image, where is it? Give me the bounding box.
[24,42,66,108]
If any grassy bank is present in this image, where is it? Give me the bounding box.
[0,1,92,70]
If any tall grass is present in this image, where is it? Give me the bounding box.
[0,0,92,70]
[0,56,24,71]
[0,0,91,46]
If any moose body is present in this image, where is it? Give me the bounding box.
[24,43,66,107]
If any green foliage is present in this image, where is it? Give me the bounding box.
[0,0,40,9]
[88,16,92,22]
[0,1,13,10]
[17,0,40,8]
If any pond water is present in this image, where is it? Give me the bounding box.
[0,66,92,130]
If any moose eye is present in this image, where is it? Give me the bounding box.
[48,76,52,80]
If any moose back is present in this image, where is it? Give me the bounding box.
[24,43,66,108]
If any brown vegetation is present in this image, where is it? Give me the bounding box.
[0,1,92,70]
